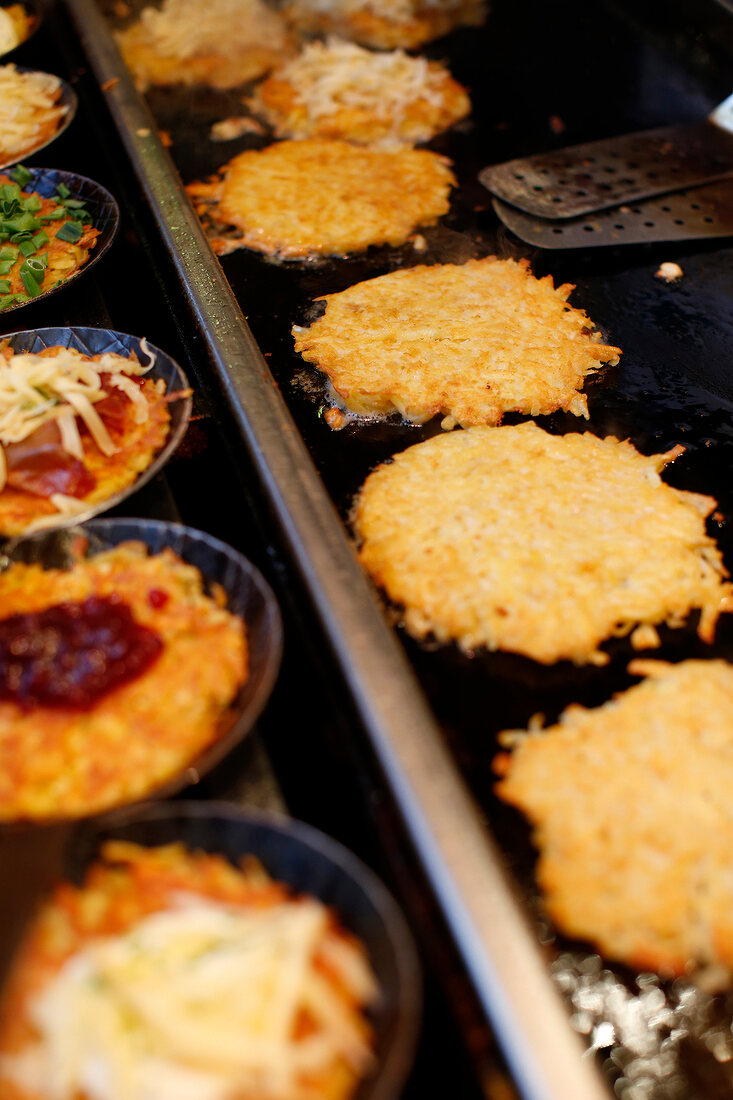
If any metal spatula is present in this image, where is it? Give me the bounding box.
[492,178,733,248]
[480,94,733,219]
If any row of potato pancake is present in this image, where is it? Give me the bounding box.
[118,0,733,992]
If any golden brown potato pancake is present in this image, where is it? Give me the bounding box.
[293,258,621,428]
[495,659,733,985]
[283,0,486,49]
[0,841,377,1100]
[116,0,295,91]
[354,423,732,664]
[250,38,471,146]
[187,138,455,259]
[0,543,248,822]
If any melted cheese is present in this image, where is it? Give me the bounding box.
[2,895,376,1100]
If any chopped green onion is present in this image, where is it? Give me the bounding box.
[18,238,36,257]
[62,198,86,209]
[55,220,82,243]
[36,252,48,268]
[19,258,44,296]
[25,195,41,213]
[40,207,66,222]
[32,230,49,249]
[0,280,11,294]
[0,260,14,276]
[10,165,31,189]
[0,246,16,261]
[55,182,70,199]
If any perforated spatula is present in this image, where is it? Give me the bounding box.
[480,93,733,219]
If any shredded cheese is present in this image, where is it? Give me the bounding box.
[0,64,66,158]
[2,895,377,1100]
[0,345,155,474]
[270,38,447,122]
[135,0,289,61]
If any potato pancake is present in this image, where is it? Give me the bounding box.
[0,841,377,1100]
[0,543,248,821]
[354,423,732,664]
[188,138,455,259]
[116,0,295,90]
[0,170,100,312]
[293,258,621,428]
[0,344,173,536]
[283,0,486,49]
[495,659,733,984]
[0,66,67,163]
[250,38,471,147]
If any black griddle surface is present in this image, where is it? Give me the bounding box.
[123,0,733,1094]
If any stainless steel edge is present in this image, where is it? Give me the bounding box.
[61,3,609,1097]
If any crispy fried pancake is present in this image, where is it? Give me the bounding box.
[354,424,732,664]
[250,38,470,146]
[116,0,294,90]
[294,258,621,427]
[188,138,455,259]
[283,0,486,49]
[0,543,247,822]
[0,843,377,1100]
[495,659,733,984]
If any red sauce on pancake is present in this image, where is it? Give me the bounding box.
[0,595,162,709]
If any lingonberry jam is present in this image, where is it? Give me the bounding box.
[0,595,163,709]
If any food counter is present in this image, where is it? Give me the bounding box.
[3,0,733,1097]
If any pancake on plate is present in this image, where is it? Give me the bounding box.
[293,257,621,428]
[0,343,173,536]
[0,541,248,821]
[0,66,67,164]
[495,659,733,986]
[0,169,101,313]
[0,840,378,1100]
[354,423,732,664]
[116,0,295,91]
[249,37,471,147]
[283,0,486,49]
[187,138,455,259]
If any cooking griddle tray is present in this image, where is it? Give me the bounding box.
[480,95,733,219]
[492,178,733,247]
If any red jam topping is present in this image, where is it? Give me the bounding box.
[0,595,163,710]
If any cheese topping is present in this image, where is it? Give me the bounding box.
[0,9,21,55]
[270,38,448,121]
[135,0,290,61]
[0,65,66,158]
[2,895,377,1100]
[0,344,155,490]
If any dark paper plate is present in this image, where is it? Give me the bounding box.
[0,327,192,534]
[0,68,77,167]
[0,519,283,822]
[0,166,118,317]
[67,801,422,1100]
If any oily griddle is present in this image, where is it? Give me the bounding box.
[113,0,733,1094]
